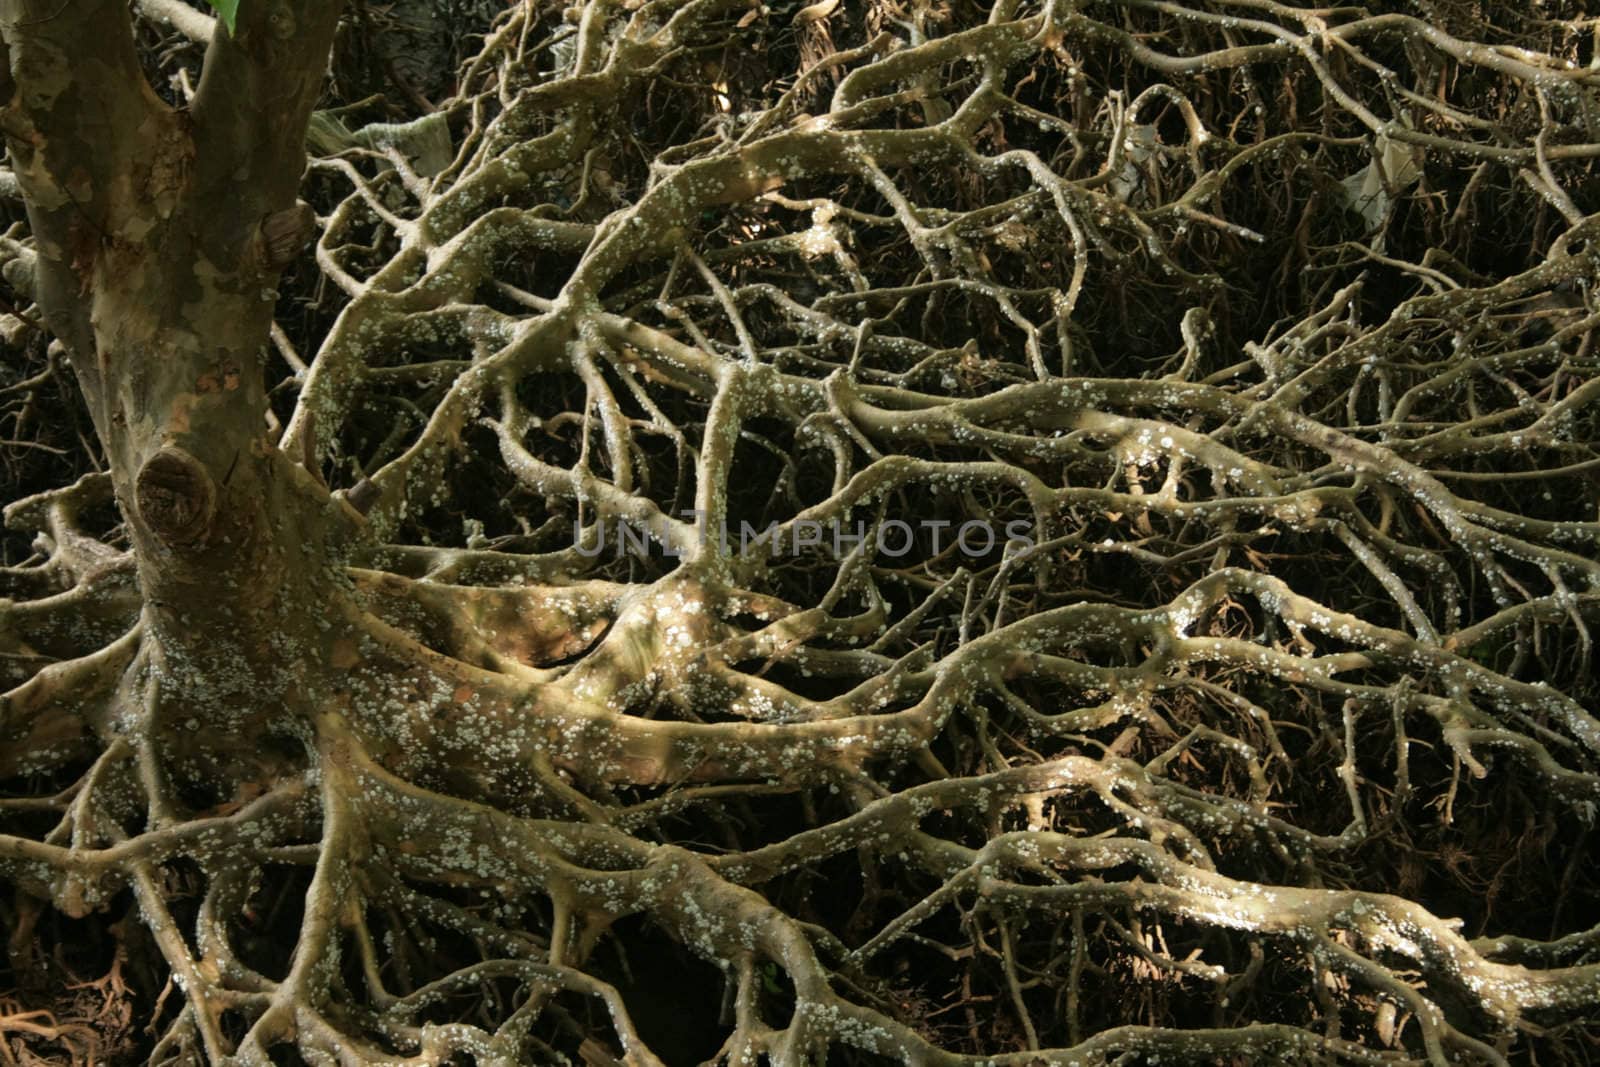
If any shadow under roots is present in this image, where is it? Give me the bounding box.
[0,891,161,1066]
[586,913,730,1063]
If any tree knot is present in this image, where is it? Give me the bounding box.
[136,447,216,547]
[258,200,316,272]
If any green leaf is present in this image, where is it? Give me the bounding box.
[204,0,239,35]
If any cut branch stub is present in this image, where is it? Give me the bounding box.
[259,201,316,271]
[136,447,216,547]
[345,478,381,515]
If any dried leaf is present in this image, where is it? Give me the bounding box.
[792,0,839,26]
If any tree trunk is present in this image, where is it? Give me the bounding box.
[2,0,346,779]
